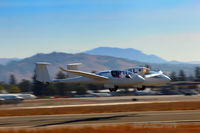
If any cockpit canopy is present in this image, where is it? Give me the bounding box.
[98,70,135,79]
[111,70,122,78]
[111,70,134,78]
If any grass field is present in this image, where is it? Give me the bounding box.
[1,101,200,116]
[0,124,200,133]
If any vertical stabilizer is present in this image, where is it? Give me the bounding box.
[35,62,51,83]
[67,63,82,78]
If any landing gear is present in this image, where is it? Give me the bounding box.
[109,86,119,92]
[136,86,146,91]
[109,88,117,92]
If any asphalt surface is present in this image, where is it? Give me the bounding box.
[2,95,200,110]
[0,110,200,128]
[1,95,200,129]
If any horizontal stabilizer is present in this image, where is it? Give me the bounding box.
[59,67,109,80]
[67,63,82,78]
[35,62,51,83]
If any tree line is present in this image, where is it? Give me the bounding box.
[0,71,103,97]
[169,67,200,81]
[0,67,200,97]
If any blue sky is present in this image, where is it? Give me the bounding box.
[0,0,200,61]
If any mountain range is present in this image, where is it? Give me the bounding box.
[0,47,199,82]
[85,47,182,64]
[0,58,20,65]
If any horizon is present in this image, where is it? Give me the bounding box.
[0,0,200,62]
[1,46,199,63]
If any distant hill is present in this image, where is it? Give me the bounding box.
[0,58,20,65]
[84,47,167,64]
[0,52,198,82]
[188,61,200,64]
[0,52,143,82]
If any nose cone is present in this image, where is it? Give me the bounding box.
[135,75,145,83]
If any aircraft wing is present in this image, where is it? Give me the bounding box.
[145,73,161,78]
[145,71,163,78]
[59,67,109,80]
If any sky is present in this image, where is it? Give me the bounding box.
[0,0,200,62]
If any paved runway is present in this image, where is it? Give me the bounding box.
[1,95,200,129]
[2,95,200,110]
[0,110,200,128]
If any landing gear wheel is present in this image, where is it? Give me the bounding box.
[137,86,146,91]
[109,88,118,92]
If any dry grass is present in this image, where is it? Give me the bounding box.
[0,124,200,133]
[0,101,200,117]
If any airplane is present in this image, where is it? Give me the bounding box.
[35,62,171,92]
[61,64,171,91]
[0,93,36,105]
[0,94,24,104]
[35,62,145,92]
[125,67,171,90]
[14,94,37,100]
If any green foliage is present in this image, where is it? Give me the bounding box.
[0,85,5,93]
[188,75,194,81]
[54,83,72,96]
[45,84,58,96]
[178,70,186,81]
[54,71,71,96]
[32,81,48,96]
[7,85,21,93]
[18,79,32,92]
[87,84,103,92]
[170,72,177,81]
[195,67,200,81]
[73,84,87,95]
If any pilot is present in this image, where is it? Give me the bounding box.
[118,71,121,78]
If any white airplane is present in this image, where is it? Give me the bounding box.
[0,93,36,104]
[35,62,171,92]
[14,94,37,100]
[35,62,145,92]
[0,94,24,104]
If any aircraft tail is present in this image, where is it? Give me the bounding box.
[35,62,51,83]
[66,63,82,78]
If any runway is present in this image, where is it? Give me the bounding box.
[2,95,200,110]
[0,110,200,128]
[1,95,200,129]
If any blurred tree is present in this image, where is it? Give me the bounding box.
[32,69,48,96]
[18,79,32,92]
[195,67,200,81]
[87,84,103,93]
[9,74,16,85]
[188,74,194,81]
[75,84,87,95]
[44,84,58,96]
[169,72,177,81]
[178,70,186,81]
[54,71,71,96]
[7,85,21,93]
[0,85,5,93]
[56,71,67,79]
